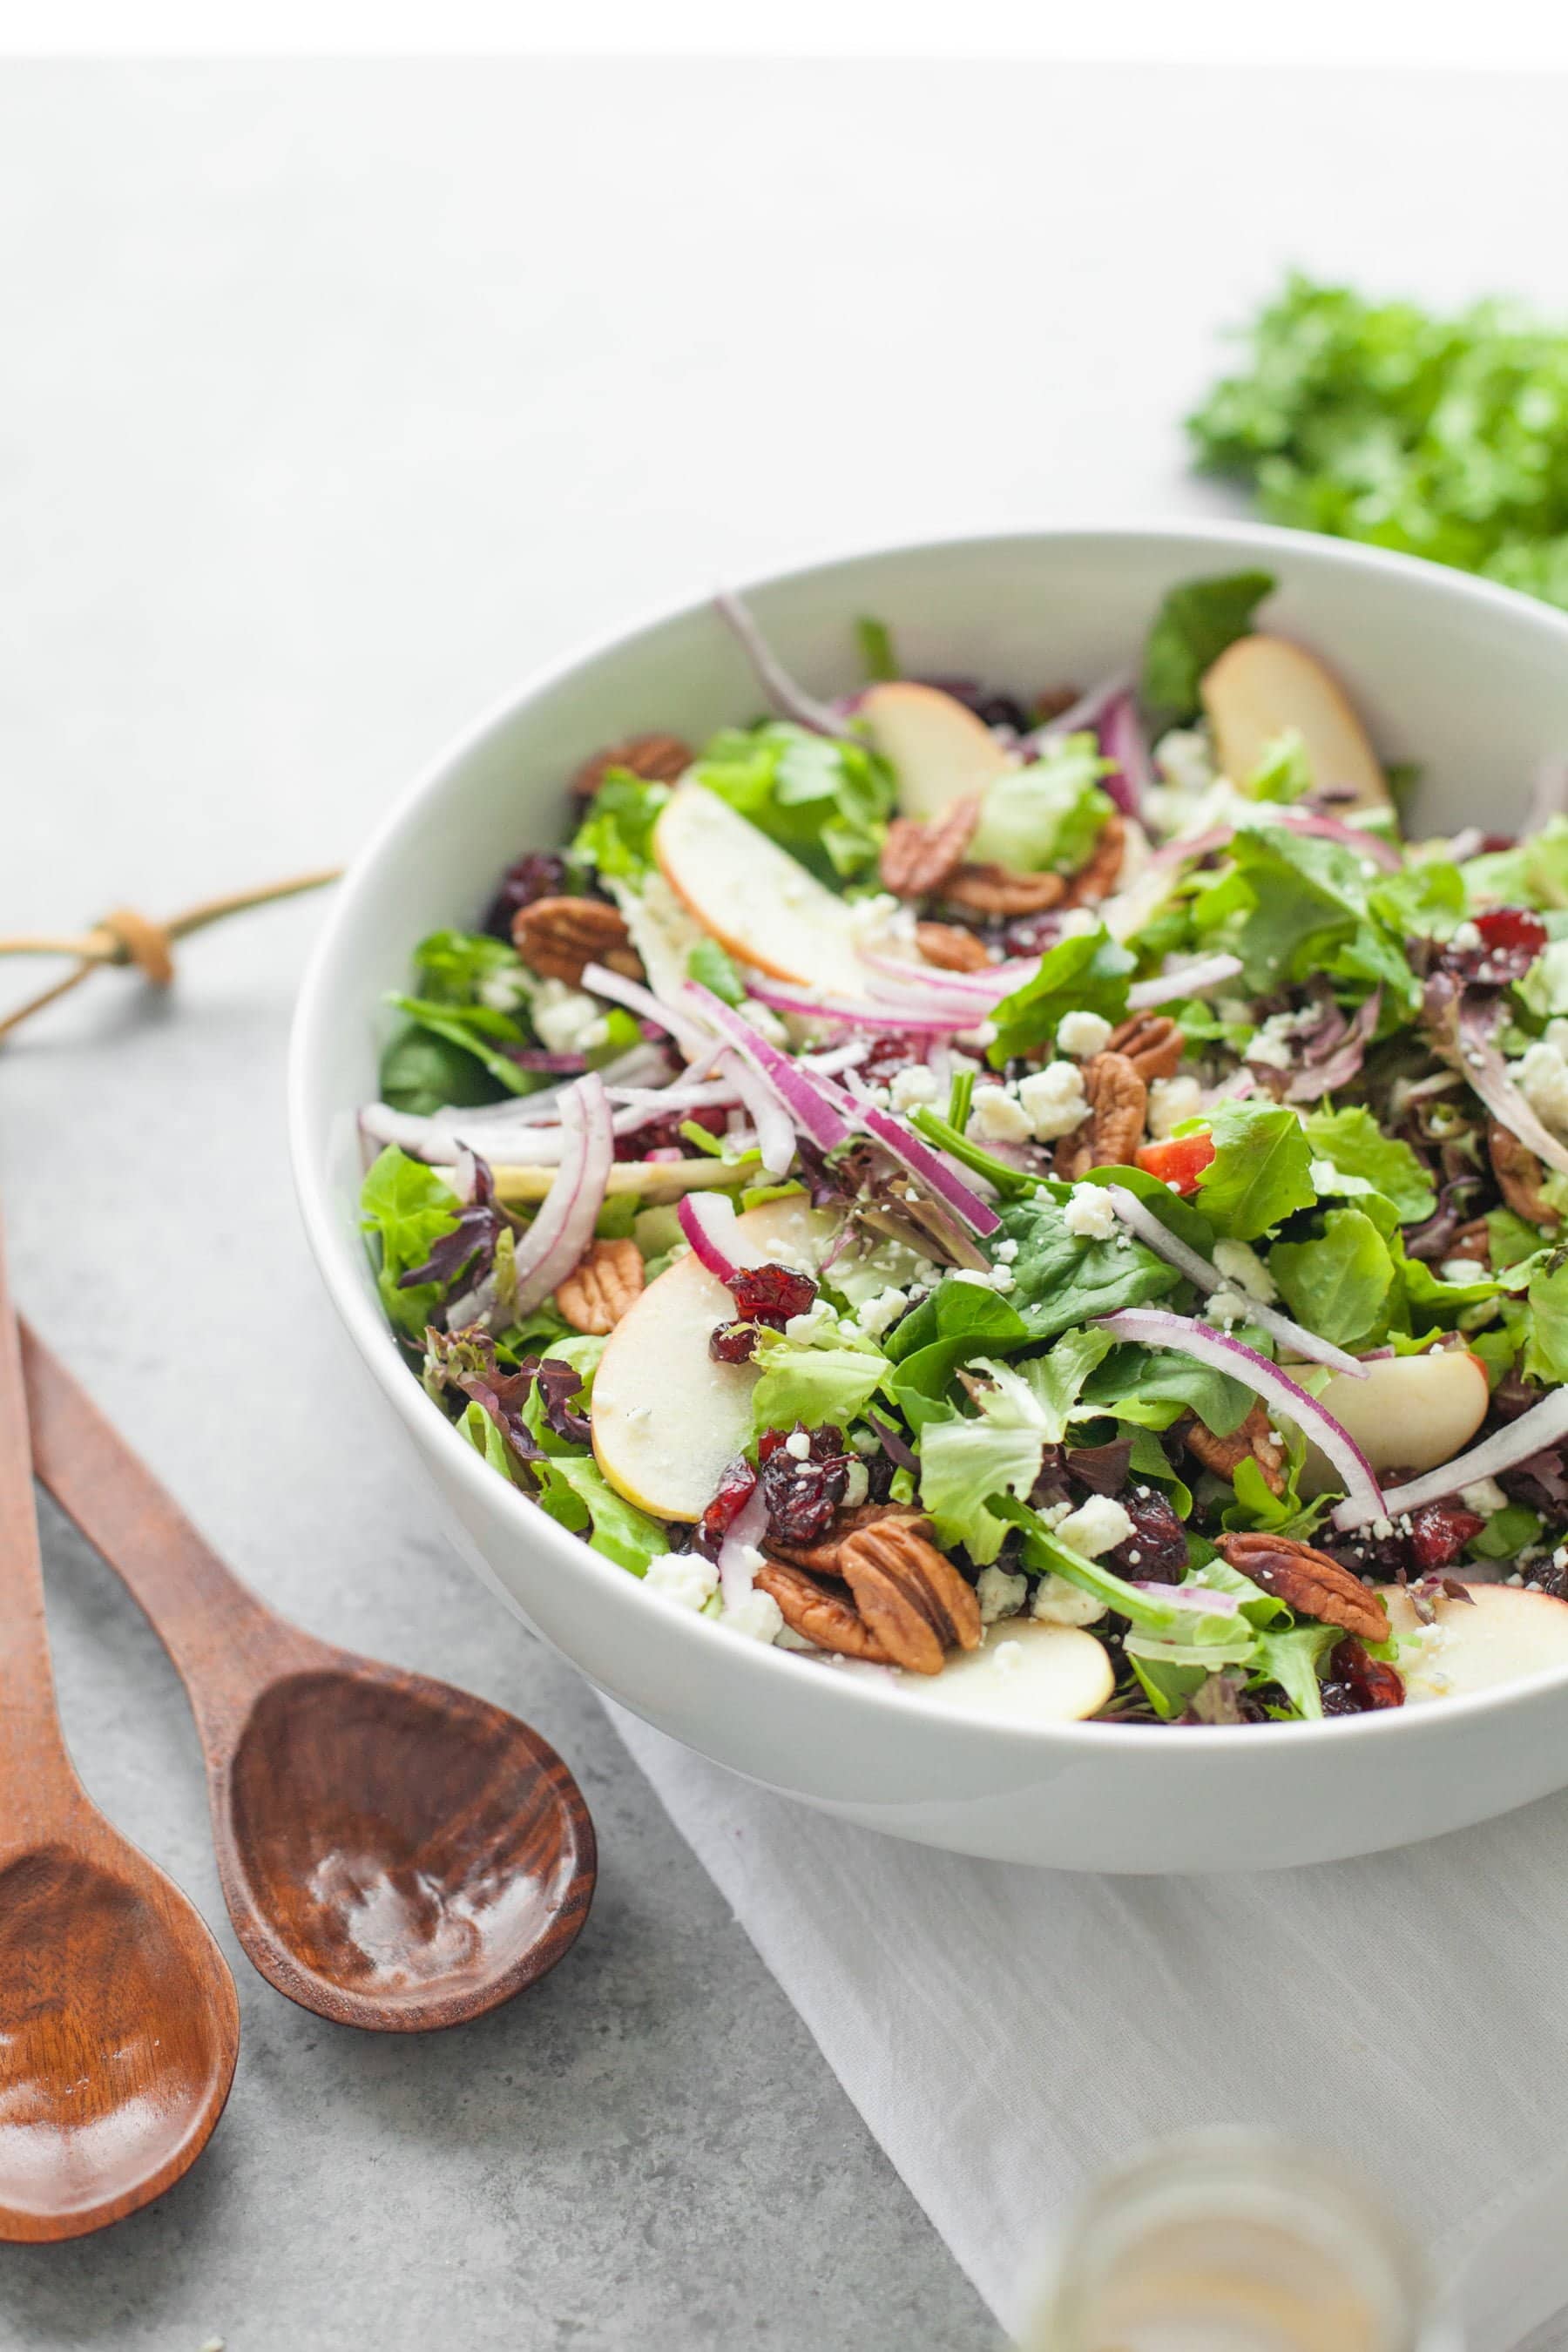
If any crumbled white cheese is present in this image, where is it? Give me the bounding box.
[1054,1493,1135,1560]
[645,1553,720,1612]
[722,1589,784,1643]
[1212,1238,1277,1304]
[855,1286,909,1340]
[784,1429,812,1462]
[841,1460,870,1509]
[1031,1571,1109,1625]
[1246,1011,1302,1071]
[1055,909,1099,941]
[1017,1060,1089,1141]
[976,1565,1029,1623]
[531,979,611,1057]
[1146,1075,1203,1139]
[994,1238,1019,1263]
[1451,920,1482,951]
[1217,997,1252,1026]
[1202,1288,1251,1329]
[1461,1477,1510,1516]
[1440,1257,1486,1286]
[889,1064,940,1112]
[847,891,904,943]
[1153,727,1216,795]
[1056,1009,1113,1059]
[1515,1039,1568,1138]
[1064,1183,1118,1240]
[784,1297,840,1345]
[967,1085,1033,1145]
[477,968,531,1013]
[990,1265,1015,1289]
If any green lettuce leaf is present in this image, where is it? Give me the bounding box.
[1251,1621,1339,1720]
[690,721,895,883]
[1078,1343,1254,1436]
[969,735,1112,874]
[1524,1252,1568,1385]
[380,1024,510,1118]
[1269,1206,1396,1350]
[361,1147,463,1339]
[883,1282,1029,1409]
[997,1193,1184,1340]
[1301,1105,1436,1224]
[750,1333,889,1436]
[985,924,1135,1070]
[385,994,539,1099]
[1140,570,1275,730]
[571,770,671,882]
[686,936,747,1005]
[1463,817,1568,911]
[412,928,531,1007]
[1194,1098,1317,1240]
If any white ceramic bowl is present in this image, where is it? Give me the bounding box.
[290,523,1568,1874]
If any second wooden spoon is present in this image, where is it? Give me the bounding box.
[23,1324,596,2033]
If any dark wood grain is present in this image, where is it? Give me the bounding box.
[0,1223,238,2244]
[22,1321,597,2034]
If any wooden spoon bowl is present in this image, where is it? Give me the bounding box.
[23,1323,596,2034]
[0,1828,237,2241]
[221,1663,593,2026]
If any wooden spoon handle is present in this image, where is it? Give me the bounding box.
[21,1321,315,1741]
[0,1220,73,1808]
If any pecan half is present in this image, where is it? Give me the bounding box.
[512,896,643,986]
[767,1504,929,1580]
[1488,1119,1561,1227]
[1051,1051,1147,1180]
[1105,1011,1185,1084]
[554,1237,645,1334]
[1032,685,1080,724]
[1445,1217,1492,1264]
[1216,1531,1391,1642]
[837,1518,982,1675]
[1063,813,1126,905]
[915,920,993,974]
[943,863,1067,917]
[1185,1401,1287,1498]
[753,1558,896,1662]
[571,732,693,800]
[880,794,981,898]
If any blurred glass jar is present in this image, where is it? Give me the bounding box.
[1019,2130,1461,2352]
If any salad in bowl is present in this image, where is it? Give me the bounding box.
[356,570,1568,1734]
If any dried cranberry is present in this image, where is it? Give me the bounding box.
[1325,1637,1404,1713]
[707,1321,759,1364]
[730,1262,818,1330]
[616,1104,726,1162]
[1434,905,1547,989]
[1105,1488,1190,1584]
[757,1423,849,1546]
[1000,911,1064,961]
[1406,1503,1485,1571]
[858,1033,934,1087]
[483,851,568,939]
[693,1456,758,1561]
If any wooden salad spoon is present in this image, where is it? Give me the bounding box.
[22,1322,597,2034]
[0,1221,238,2242]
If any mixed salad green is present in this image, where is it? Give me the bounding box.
[360,574,1568,1728]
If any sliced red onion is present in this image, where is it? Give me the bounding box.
[685,983,854,1150]
[1125,953,1243,1010]
[1453,1002,1568,1181]
[512,1072,615,1316]
[718,1047,794,1177]
[1101,1184,1364,1379]
[676,1190,767,1282]
[1446,826,1486,862]
[1133,1580,1241,1615]
[1097,1308,1385,1523]
[1152,810,1399,872]
[861,1105,1000,1236]
[580,960,720,1065]
[713,589,852,740]
[1098,690,1153,819]
[799,1037,875,1076]
[718,1483,770,1612]
[745,977,981,1033]
[510,1048,588,1073]
[1334,1386,1568,1533]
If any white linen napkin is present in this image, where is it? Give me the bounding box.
[608,1704,1568,2351]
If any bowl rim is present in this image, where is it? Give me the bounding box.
[288,517,1568,1758]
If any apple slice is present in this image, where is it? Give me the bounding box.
[493,1157,748,1206]
[652,781,866,993]
[859,681,1016,821]
[902,1617,1113,1724]
[591,1194,841,1520]
[1299,1350,1490,1495]
[1201,634,1389,810]
[1382,1581,1568,1702]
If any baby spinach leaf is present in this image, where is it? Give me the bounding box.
[1269,1206,1395,1350]
[1139,570,1274,729]
[1194,1099,1316,1240]
[997,1194,1183,1340]
[985,925,1135,1069]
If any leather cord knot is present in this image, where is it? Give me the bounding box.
[98,907,176,987]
